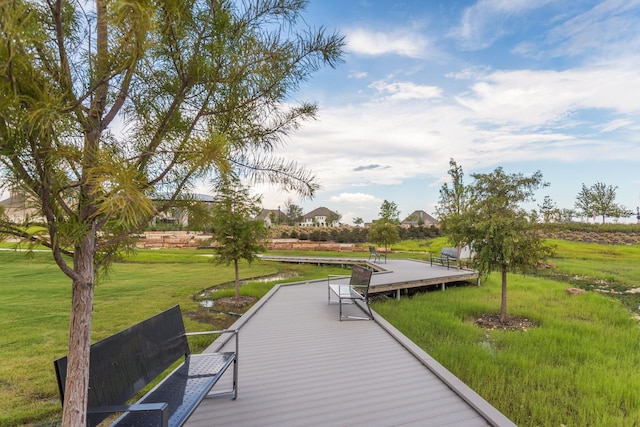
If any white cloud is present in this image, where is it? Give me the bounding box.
[455,62,640,127]
[329,193,380,204]
[348,70,368,79]
[345,27,431,58]
[369,80,443,101]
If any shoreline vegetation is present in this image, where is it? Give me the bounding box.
[1,232,640,425]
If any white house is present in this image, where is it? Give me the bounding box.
[299,207,339,227]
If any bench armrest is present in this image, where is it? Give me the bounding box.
[185,329,239,356]
[90,402,169,427]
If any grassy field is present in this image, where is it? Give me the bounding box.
[1,239,640,426]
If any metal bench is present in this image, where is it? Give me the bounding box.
[328,265,374,320]
[53,305,238,427]
[368,245,387,263]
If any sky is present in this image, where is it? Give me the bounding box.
[251,0,640,224]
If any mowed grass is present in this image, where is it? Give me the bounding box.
[0,249,348,426]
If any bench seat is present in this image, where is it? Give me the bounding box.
[328,265,373,321]
[113,353,236,426]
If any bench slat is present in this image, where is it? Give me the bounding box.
[113,353,236,427]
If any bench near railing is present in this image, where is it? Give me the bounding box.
[54,305,238,427]
[328,265,374,320]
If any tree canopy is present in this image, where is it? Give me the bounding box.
[370,199,400,251]
[574,182,631,223]
[0,0,344,423]
[211,177,267,299]
[438,164,553,323]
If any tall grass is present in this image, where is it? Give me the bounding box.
[372,272,640,426]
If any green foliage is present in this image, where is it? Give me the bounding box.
[370,200,401,250]
[437,158,471,250]
[369,221,399,251]
[575,182,631,223]
[211,179,267,298]
[438,163,553,322]
[378,199,401,223]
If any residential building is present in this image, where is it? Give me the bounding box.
[0,190,44,223]
[401,210,438,227]
[255,208,286,227]
[299,207,339,227]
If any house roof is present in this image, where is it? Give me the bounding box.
[402,210,438,225]
[0,193,28,209]
[189,262,515,427]
[302,206,336,220]
[255,209,284,221]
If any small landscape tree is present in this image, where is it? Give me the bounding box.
[370,200,400,252]
[457,167,552,323]
[437,158,471,263]
[211,178,267,300]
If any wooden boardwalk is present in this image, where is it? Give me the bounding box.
[187,273,515,427]
[260,255,480,297]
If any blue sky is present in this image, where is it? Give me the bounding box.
[252,0,640,224]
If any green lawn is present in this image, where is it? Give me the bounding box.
[2,240,640,426]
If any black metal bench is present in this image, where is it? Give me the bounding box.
[430,252,454,269]
[328,265,374,320]
[368,245,387,263]
[53,305,238,427]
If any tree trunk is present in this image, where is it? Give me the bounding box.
[61,234,96,426]
[500,266,508,323]
[234,259,240,300]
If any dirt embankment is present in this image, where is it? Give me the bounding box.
[542,230,640,245]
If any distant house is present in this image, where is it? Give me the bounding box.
[299,207,339,227]
[0,190,44,223]
[151,193,214,227]
[255,208,285,227]
[401,210,438,227]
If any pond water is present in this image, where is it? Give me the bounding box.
[197,271,300,308]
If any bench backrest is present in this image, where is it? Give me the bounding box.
[368,246,377,254]
[54,305,189,426]
[441,247,458,259]
[349,265,373,297]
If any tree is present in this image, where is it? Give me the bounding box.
[211,178,267,300]
[538,195,558,223]
[326,210,341,226]
[284,199,304,225]
[370,200,400,252]
[0,1,343,424]
[436,159,471,263]
[369,221,399,252]
[575,182,630,224]
[379,200,400,223]
[452,167,551,323]
[353,217,364,226]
